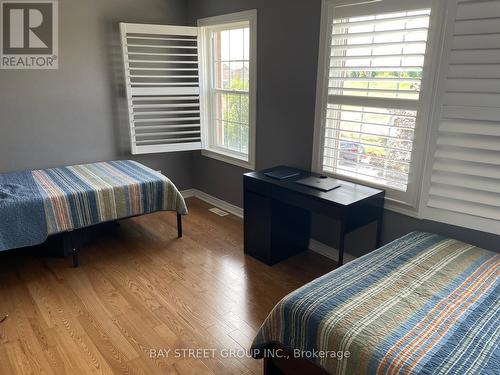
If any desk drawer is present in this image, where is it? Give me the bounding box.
[271,186,343,218]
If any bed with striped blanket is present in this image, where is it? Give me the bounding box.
[0,160,187,252]
[252,232,499,375]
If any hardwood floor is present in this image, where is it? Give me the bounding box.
[0,197,337,375]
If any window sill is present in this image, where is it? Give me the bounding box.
[317,169,421,218]
[383,198,420,219]
[201,148,255,170]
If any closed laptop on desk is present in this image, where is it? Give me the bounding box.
[295,176,341,192]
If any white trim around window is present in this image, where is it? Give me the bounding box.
[198,10,257,170]
[312,0,447,215]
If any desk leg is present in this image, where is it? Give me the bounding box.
[375,206,384,248]
[376,218,383,248]
[338,224,345,267]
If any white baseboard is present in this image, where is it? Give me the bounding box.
[181,188,357,263]
[181,189,243,218]
[308,239,357,263]
[180,188,197,199]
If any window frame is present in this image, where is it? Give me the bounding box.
[198,10,257,170]
[312,0,446,214]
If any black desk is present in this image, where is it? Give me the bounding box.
[243,167,385,266]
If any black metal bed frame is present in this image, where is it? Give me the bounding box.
[64,212,183,268]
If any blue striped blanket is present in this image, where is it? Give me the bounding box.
[0,171,47,251]
[0,160,187,251]
[252,232,499,374]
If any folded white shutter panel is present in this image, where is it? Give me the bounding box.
[120,23,202,154]
[425,0,500,225]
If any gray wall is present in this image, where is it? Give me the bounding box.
[0,0,193,190]
[186,0,500,253]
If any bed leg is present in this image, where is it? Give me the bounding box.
[65,231,80,268]
[72,248,80,268]
[264,358,282,375]
[177,213,183,238]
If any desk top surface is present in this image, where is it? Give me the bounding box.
[244,166,385,206]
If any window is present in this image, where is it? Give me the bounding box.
[199,10,257,169]
[313,0,437,207]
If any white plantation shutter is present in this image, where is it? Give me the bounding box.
[422,0,500,233]
[120,23,202,154]
[315,0,434,205]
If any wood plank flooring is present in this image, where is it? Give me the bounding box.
[0,197,337,375]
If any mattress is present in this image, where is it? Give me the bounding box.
[0,160,187,251]
[252,232,499,374]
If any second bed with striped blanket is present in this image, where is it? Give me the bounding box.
[33,160,187,235]
[0,160,187,251]
[252,232,499,374]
